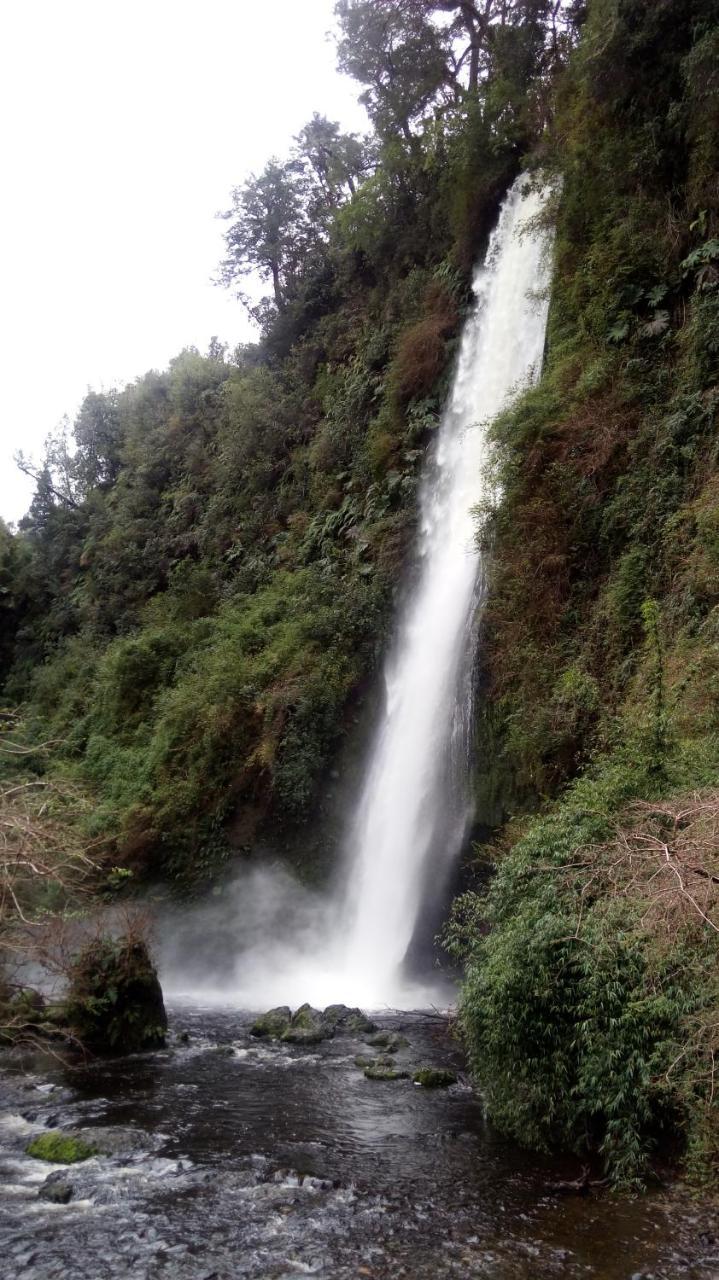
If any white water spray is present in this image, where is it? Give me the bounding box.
[161,177,553,1010]
[337,179,553,1003]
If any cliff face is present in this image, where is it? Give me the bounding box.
[453,0,719,1186]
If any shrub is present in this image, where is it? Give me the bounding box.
[449,766,719,1185]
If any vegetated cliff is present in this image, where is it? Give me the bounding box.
[3,0,718,1187]
[449,0,719,1186]
[0,1,564,884]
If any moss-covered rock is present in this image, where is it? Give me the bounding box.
[412,1068,457,1088]
[364,1064,409,1081]
[64,937,167,1055]
[26,1132,97,1163]
[365,1031,409,1052]
[250,1006,292,1038]
[250,1003,377,1044]
[281,1003,328,1044]
[323,1004,377,1035]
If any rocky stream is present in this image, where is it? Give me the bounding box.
[1,1004,719,1279]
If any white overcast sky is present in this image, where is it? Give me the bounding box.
[0,0,367,524]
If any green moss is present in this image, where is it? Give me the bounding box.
[250,1007,291,1039]
[26,1132,97,1164]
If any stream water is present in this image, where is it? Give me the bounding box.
[1,1007,718,1280]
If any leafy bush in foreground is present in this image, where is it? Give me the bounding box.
[448,747,719,1185]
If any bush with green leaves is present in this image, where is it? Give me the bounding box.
[448,735,719,1185]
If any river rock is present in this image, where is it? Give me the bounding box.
[282,1004,329,1044]
[26,1131,97,1163]
[251,1002,374,1044]
[39,1173,74,1204]
[250,1007,292,1038]
[365,1031,409,1052]
[412,1068,457,1088]
[72,1125,156,1155]
[364,1064,409,1081]
[323,1005,377,1035]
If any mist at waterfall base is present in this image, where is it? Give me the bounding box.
[159,178,553,1012]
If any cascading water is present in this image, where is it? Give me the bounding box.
[160,176,554,1010]
[331,176,554,1005]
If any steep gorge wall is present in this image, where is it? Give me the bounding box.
[456,0,719,1186]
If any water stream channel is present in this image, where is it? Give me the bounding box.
[1,1006,718,1280]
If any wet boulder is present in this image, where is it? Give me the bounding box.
[365,1031,409,1052]
[64,937,167,1055]
[281,1003,329,1044]
[26,1131,97,1163]
[323,1004,377,1035]
[364,1064,410,1081]
[250,1006,292,1038]
[38,1172,73,1203]
[250,1002,376,1044]
[39,1174,74,1204]
[412,1067,457,1088]
[71,1125,157,1156]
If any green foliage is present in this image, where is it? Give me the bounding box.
[5,4,532,880]
[450,737,719,1185]
[459,0,719,1186]
[64,936,167,1054]
[26,1132,97,1164]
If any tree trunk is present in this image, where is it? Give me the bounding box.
[271,261,284,311]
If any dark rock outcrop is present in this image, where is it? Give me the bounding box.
[64,937,167,1054]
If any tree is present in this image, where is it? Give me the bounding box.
[219,158,313,313]
[73,391,123,492]
[335,1,578,129]
[294,113,372,209]
[15,421,79,513]
[220,119,373,324]
[335,0,453,141]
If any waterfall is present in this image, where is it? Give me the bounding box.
[160,176,553,1011]
[328,177,554,1004]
